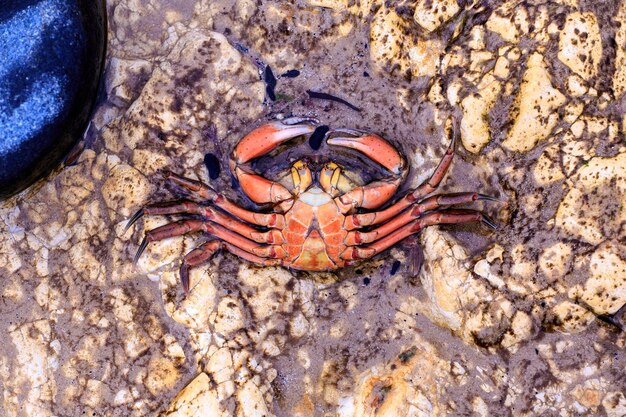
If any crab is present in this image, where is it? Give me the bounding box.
[127,117,497,293]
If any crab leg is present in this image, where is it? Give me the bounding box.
[341,209,496,260]
[345,192,497,231]
[344,120,458,228]
[163,170,215,199]
[134,219,207,264]
[158,171,286,228]
[134,216,287,263]
[179,241,280,293]
[230,117,318,206]
[327,129,408,213]
[126,200,284,244]
[179,240,221,293]
[165,167,291,216]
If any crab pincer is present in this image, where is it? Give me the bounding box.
[230,117,319,165]
[325,128,408,211]
[230,117,318,206]
[326,128,407,175]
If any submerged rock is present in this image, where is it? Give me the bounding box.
[0,0,106,199]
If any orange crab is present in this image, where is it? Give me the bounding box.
[127,117,496,293]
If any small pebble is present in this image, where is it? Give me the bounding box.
[390,260,401,275]
[264,65,277,88]
[281,69,300,78]
[308,125,329,150]
[204,153,221,180]
[266,85,276,101]
[264,65,277,101]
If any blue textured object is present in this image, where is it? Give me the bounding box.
[0,0,106,199]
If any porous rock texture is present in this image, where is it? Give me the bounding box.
[1,0,625,416]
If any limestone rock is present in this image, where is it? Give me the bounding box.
[162,373,223,417]
[370,7,443,79]
[347,343,444,417]
[102,163,152,217]
[613,3,626,97]
[555,153,626,245]
[460,76,501,153]
[414,0,460,33]
[550,301,595,333]
[502,53,566,152]
[558,12,602,80]
[570,242,626,315]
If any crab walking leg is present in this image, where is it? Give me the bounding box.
[341,209,496,260]
[158,171,287,228]
[134,216,287,263]
[164,170,215,199]
[344,192,497,231]
[126,200,284,243]
[213,197,286,228]
[345,192,497,244]
[179,240,221,294]
[327,130,408,213]
[179,241,281,294]
[134,219,207,264]
[343,126,458,229]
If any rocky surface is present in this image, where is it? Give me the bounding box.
[1,0,625,416]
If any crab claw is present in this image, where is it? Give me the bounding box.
[326,128,406,175]
[231,117,319,165]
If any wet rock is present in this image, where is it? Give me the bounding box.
[106,57,152,106]
[558,12,602,80]
[370,6,442,79]
[550,301,595,333]
[502,53,566,152]
[2,320,56,416]
[2,1,626,416]
[613,2,626,97]
[211,296,246,336]
[162,373,223,417]
[603,392,626,417]
[145,355,181,396]
[539,242,573,281]
[237,379,272,417]
[570,242,626,315]
[346,342,445,417]
[460,75,502,153]
[413,0,459,33]
[555,153,626,245]
[485,3,530,44]
[102,163,152,217]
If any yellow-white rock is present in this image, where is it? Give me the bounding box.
[614,3,626,97]
[162,373,224,417]
[551,301,595,333]
[413,0,460,33]
[502,53,566,152]
[558,12,602,80]
[555,152,626,245]
[370,7,442,78]
[570,242,626,315]
[460,77,502,153]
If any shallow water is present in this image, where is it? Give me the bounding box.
[0,1,624,416]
